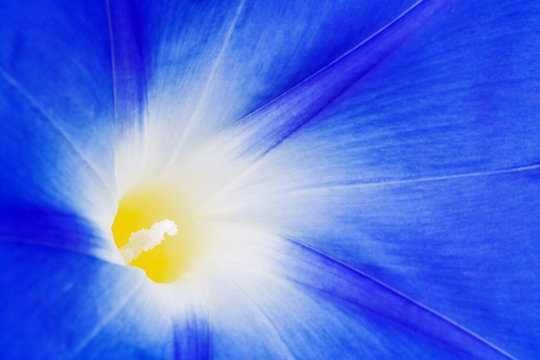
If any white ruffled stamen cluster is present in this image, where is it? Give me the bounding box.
[120,219,178,264]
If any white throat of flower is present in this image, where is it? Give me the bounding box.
[119,219,178,264]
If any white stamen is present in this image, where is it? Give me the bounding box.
[120,219,178,264]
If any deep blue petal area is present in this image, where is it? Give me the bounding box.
[203,0,540,358]
[0,242,174,359]
[0,0,117,255]
[0,203,117,263]
[107,0,149,137]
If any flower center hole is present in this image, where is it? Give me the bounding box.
[111,183,200,283]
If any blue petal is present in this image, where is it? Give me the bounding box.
[201,0,540,358]
[0,242,175,359]
[0,0,117,257]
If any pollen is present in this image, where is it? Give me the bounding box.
[111,182,201,283]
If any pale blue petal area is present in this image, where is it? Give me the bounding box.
[199,0,540,358]
[128,0,420,174]
[0,242,175,359]
[0,0,117,255]
[197,221,512,359]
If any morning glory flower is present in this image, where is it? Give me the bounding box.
[0,0,539,359]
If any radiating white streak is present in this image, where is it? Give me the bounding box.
[324,163,540,190]
[229,163,540,200]
[163,0,247,171]
[195,162,540,223]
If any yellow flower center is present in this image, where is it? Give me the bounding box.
[111,182,202,283]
